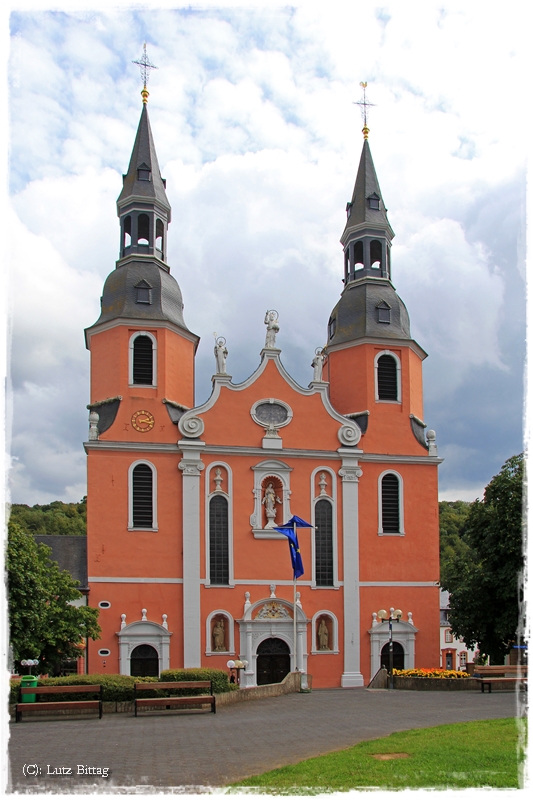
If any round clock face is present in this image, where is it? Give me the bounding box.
[131,410,155,432]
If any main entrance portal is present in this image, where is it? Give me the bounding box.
[256,638,291,685]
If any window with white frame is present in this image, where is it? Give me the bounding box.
[378,470,404,535]
[128,461,157,530]
[314,500,334,587]
[209,495,229,585]
[129,331,157,386]
[445,629,453,643]
[375,351,401,402]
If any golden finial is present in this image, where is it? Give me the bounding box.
[353,81,375,140]
[133,43,158,105]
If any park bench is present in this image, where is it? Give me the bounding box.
[134,680,216,716]
[16,684,103,722]
[474,665,527,693]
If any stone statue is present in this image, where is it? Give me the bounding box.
[311,347,326,382]
[318,618,329,650]
[212,618,226,651]
[214,336,228,374]
[262,481,282,528]
[264,310,280,348]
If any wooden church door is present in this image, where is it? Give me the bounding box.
[256,638,291,685]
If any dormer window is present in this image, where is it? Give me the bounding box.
[137,162,151,181]
[135,280,152,305]
[368,193,380,210]
[376,301,391,324]
[346,202,353,219]
[328,316,337,340]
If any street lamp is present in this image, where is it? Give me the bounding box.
[20,659,39,676]
[377,608,402,689]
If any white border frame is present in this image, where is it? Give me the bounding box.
[378,469,404,536]
[374,350,401,403]
[205,610,235,655]
[311,610,339,654]
[117,619,171,675]
[128,459,158,531]
[310,467,339,589]
[250,398,293,431]
[250,459,293,538]
[205,462,234,587]
[129,330,158,387]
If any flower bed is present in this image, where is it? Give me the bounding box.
[393,668,470,679]
[391,669,477,691]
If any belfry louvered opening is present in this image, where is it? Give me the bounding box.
[377,354,398,400]
[381,473,400,533]
[209,495,229,585]
[315,499,334,586]
[132,463,154,528]
[133,335,153,384]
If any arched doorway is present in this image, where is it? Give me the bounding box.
[256,638,290,685]
[130,644,159,677]
[380,641,405,672]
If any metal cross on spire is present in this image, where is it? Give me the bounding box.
[353,82,376,140]
[133,44,158,104]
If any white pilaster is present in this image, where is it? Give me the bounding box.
[338,448,364,687]
[178,440,205,668]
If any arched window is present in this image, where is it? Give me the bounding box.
[155,219,164,256]
[137,213,150,245]
[370,239,382,269]
[133,335,153,385]
[380,472,401,534]
[353,240,364,270]
[131,463,154,529]
[209,495,229,585]
[314,499,333,586]
[123,215,132,249]
[377,353,399,401]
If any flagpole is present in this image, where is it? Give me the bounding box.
[293,520,297,673]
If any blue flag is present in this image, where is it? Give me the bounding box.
[274,516,312,579]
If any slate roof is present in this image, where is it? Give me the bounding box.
[34,536,88,591]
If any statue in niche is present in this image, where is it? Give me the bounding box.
[311,347,326,382]
[262,482,282,528]
[212,617,226,651]
[264,310,280,348]
[214,336,228,374]
[318,618,330,650]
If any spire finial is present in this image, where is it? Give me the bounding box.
[133,43,158,104]
[353,82,375,140]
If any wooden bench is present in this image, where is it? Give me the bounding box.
[134,680,216,716]
[473,665,527,693]
[16,684,103,722]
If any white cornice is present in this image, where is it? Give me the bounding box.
[84,441,179,453]
[85,316,200,350]
[360,581,438,587]
[327,336,428,361]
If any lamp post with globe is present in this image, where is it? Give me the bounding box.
[377,608,402,689]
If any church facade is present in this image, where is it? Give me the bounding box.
[84,95,441,688]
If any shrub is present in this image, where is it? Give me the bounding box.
[160,667,231,694]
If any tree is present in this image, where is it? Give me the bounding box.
[439,500,471,579]
[7,522,100,674]
[440,454,524,663]
[9,497,87,536]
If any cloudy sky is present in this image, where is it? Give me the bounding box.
[5,0,527,506]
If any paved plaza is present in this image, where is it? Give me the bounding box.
[8,688,520,793]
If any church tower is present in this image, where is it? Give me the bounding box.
[325,132,430,456]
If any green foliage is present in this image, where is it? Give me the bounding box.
[440,454,524,663]
[9,669,232,704]
[160,667,231,695]
[9,673,157,705]
[7,522,100,674]
[9,498,87,536]
[232,718,522,790]
[439,500,471,577]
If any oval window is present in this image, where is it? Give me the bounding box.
[98,601,111,609]
[98,649,111,657]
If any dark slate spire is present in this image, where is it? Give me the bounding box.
[117,104,171,218]
[342,139,392,238]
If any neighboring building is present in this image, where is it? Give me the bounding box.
[84,92,442,688]
[34,535,88,674]
[439,589,476,671]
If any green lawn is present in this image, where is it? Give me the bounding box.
[230,718,525,792]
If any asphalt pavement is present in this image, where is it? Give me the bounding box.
[8,688,520,793]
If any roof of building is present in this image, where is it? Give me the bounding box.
[342,138,394,240]
[117,103,170,215]
[34,535,88,590]
[328,280,412,347]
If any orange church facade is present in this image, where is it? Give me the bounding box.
[84,98,441,688]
